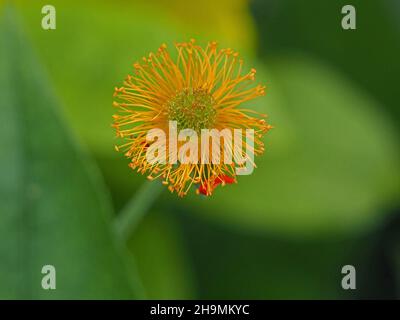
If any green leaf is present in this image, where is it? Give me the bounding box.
[182,56,400,236]
[0,7,139,299]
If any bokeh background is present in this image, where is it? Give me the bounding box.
[0,0,399,299]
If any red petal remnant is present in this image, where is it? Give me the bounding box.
[197,175,236,196]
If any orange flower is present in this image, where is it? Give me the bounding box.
[113,39,271,197]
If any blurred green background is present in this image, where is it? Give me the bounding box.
[0,0,399,299]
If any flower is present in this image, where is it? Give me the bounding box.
[113,39,272,197]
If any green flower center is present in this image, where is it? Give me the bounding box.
[167,88,216,132]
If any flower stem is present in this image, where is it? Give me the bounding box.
[114,181,163,242]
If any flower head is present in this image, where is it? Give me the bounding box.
[113,39,272,197]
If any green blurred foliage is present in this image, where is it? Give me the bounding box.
[0,7,139,299]
[177,209,399,299]
[249,0,400,297]
[251,0,400,133]
[353,212,400,299]
[147,0,257,56]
